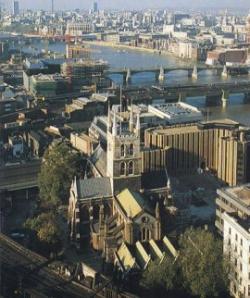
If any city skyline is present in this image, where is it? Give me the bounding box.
[3,0,250,11]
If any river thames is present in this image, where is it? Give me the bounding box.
[26,40,250,126]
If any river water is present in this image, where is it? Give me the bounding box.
[24,40,250,126]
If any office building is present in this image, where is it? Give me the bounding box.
[66,22,92,36]
[13,1,19,16]
[216,184,250,234]
[223,211,250,298]
[66,43,91,60]
[145,119,250,186]
[93,1,98,13]
[61,59,109,91]
[148,102,203,124]
[30,74,70,99]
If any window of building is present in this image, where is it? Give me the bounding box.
[120,162,126,176]
[121,144,125,157]
[128,161,134,175]
[129,144,134,155]
[228,238,231,246]
[229,227,231,235]
[240,263,242,272]
[241,238,243,246]
[235,234,238,241]
[240,250,243,257]
[235,245,238,253]
[141,227,151,242]
[248,272,250,280]
[248,285,250,296]
[235,258,237,266]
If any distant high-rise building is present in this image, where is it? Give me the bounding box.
[51,0,54,13]
[13,1,19,16]
[93,1,98,13]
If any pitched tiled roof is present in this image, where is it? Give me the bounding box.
[116,188,152,219]
[77,177,112,199]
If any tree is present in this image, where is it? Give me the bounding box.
[38,141,80,207]
[178,228,229,298]
[24,212,61,248]
[142,256,178,292]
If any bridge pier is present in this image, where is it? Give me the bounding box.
[192,65,198,80]
[178,92,187,102]
[221,65,228,79]
[158,66,165,83]
[221,90,229,108]
[125,68,132,85]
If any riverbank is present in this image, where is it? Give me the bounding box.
[84,40,196,66]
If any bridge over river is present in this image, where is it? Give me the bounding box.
[107,64,250,84]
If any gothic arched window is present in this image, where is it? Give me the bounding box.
[129,144,134,155]
[141,227,151,242]
[128,161,134,175]
[121,144,125,157]
[120,162,126,176]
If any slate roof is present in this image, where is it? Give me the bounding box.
[91,144,107,177]
[77,177,112,200]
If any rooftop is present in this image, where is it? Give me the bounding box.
[116,189,152,219]
[148,102,202,124]
[148,119,240,135]
[222,184,250,208]
[77,177,112,200]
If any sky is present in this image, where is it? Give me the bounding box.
[4,0,250,11]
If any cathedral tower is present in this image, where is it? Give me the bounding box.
[106,105,142,195]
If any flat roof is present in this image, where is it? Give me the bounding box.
[148,119,240,135]
[226,185,250,207]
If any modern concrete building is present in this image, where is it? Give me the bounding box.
[61,59,109,91]
[148,102,203,124]
[223,212,250,298]
[66,22,92,36]
[216,184,250,234]
[29,74,70,98]
[13,1,19,16]
[66,43,92,60]
[145,119,250,186]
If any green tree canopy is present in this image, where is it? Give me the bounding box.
[24,212,61,247]
[38,141,80,207]
[178,228,229,298]
[142,255,179,293]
